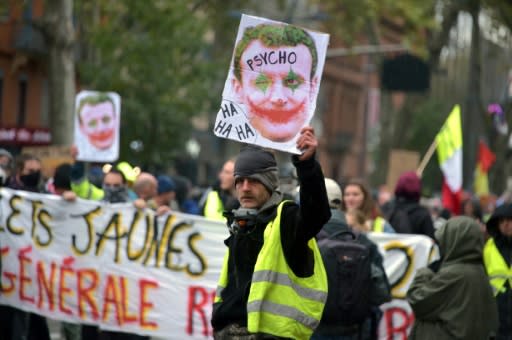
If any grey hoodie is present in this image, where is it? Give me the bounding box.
[407,216,498,340]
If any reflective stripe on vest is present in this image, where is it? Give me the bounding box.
[214,248,230,303]
[484,237,512,296]
[247,300,320,331]
[373,216,385,233]
[251,270,327,303]
[203,190,224,221]
[247,201,327,338]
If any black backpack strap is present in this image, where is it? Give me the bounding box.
[316,228,329,241]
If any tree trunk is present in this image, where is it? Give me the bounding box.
[391,93,425,148]
[463,0,483,190]
[41,0,76,146]
[428,2,460,71]
[373,92,395,186]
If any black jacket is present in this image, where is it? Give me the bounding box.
[393,197,435,239]
[211,155,331,331]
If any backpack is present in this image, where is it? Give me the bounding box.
[317,228,373,326]
[386,203,413,234]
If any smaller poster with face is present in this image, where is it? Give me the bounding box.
[213,14,329,154]
[74,90,121,162]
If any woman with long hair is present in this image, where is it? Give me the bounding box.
[342,178,395,233]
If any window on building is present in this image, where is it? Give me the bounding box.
[17,74,28,127]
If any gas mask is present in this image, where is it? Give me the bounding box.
[102,185,129,203]
[227,208,258,235]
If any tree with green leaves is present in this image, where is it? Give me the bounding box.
[313,0,512,195]
[75,1,241,169]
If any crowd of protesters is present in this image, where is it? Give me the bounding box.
[0,144,511,339]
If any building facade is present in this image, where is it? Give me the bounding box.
[0,0,50,153]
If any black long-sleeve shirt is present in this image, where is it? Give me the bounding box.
[211,155,331,331]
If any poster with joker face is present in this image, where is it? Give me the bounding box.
[214,14,329,154]
[74,90,121,162]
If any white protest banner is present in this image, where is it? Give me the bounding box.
[0,188,224,338]
[74,90,121,162]
[0,188,437,339]
[368,232,439,339]
[213,14,329,154]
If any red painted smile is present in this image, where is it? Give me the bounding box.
[90,129,114,144]
[248,100,306,124]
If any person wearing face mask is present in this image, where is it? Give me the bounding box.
[0,153,51,340]
[211,127,331,339]
[102,169,130,202]
[68,145,140,205]
[6,153,43,191]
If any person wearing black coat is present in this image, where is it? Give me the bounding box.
[211,127,331,339]
[390,171,435,239]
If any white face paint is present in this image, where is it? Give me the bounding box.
[235,41,315,143]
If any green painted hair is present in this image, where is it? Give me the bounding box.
[77,93,115,124]
[233,24,318,82]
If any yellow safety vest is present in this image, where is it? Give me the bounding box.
[203,190,225,221]
[373,216,385,233]
[71,178,104,200]
[214,201,328,339]
[484,237,512,296]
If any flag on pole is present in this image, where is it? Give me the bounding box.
[474,140,496,196]
[436,105,463,215]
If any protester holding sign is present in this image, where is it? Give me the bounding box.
[0,153,52,340]
[214,14,329,154]
[0,180,444,338]
[79,167,148,340]
[211,126,331,339]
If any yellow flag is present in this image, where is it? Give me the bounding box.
[436,105,462,164]
[436,105,463,192]
[474,165,489,196]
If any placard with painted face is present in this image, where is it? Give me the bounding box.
[213,14,329,154]
[74,90,121,162]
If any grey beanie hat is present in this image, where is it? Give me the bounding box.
[234,145,280,193]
